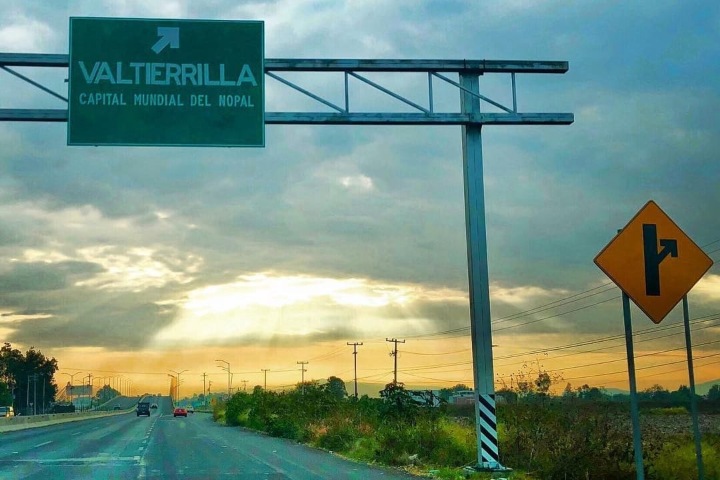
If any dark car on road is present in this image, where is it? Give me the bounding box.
[136,402,151,417]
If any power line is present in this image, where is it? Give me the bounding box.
[559,351,720,383]
[494,315,720,368]
[394,317,720,379]
[492,284,616,325]
[493,296,619,333]
[402,348,470,356]
[404,237,720,342]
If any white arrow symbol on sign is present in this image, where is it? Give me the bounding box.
[151,27,180,54]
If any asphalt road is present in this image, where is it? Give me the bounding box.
[0,395,419,479]
[96,395,142,411]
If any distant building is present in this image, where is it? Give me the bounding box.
[448,390,475,405]
[448,390,507,405]
[408,389,442,407]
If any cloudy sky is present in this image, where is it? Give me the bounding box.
[1,0,719,397]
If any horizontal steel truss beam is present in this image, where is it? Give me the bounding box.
[0,109,572,125]
[0,54,568,73]
[0,54,573,126]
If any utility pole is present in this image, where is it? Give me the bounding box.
[386,338,405,385]
[297,361,308,395]
[347,342,363,398]
[261,369,270,391]
[41,373,46,414]
[33,373,37,415]
[202,372,207,407]
[85,374,92,411]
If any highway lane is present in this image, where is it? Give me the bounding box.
[96,395,143,411]
[1,395,419,479]
[0,395,162,479]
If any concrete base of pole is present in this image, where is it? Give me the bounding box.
[465,462,512,473]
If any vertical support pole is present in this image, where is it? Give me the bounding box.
[511,73,517,112]
[344,72,349,112]
[622,291,645,480]
[428,72,434,113]
[460,72,502,470]
[682,296,705,480]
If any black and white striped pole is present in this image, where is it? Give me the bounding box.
[460,72,505,471]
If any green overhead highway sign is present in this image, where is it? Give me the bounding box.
[68,17,264,147]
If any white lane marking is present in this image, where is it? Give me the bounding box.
[33,441,53,448]
[71,432,81,436]
[9,456,139,464]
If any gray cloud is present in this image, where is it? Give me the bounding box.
[0,1,718,362]
[0,261,100,293]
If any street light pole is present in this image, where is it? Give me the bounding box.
[170,369,188,403]
[261,369,270,391]
[61,371,82,409]
[167,374,177,403]
[216,360,231,398]
[33,373,37,415]
[84,374,92,411]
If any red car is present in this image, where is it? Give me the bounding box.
[173,407,187,417]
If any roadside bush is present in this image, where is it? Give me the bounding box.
[315,420,358,451]
[649,438,720,480]
[414,418,475,466]
[499,402,635,479]
[646,407,688,416]
[212,400,226,423]
[375,423,420,465]
[225,392,252,427]
[266,415,308,442]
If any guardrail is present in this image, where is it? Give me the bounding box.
[0,408,130,433]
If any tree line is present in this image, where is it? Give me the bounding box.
[0,342,58,415]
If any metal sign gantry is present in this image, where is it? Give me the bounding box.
[0,52,573,471]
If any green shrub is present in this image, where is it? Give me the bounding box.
[417,419,475,466]
[345,436,380,463]
[646,407,688,416]
[266,416,308,442]
[498,402,636,479]
[313,416,360,452]
[375,424,420,465]
[649,440,719,480]
[212,400,226,423]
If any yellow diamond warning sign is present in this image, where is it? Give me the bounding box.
[594,201,713,324]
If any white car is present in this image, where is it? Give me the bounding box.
[187,406,194,414]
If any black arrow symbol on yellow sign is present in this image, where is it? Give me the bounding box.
[643,223,678,296]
